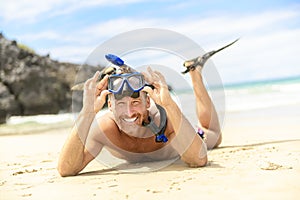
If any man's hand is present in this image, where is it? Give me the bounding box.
[82,71,110,114]
[142,67,172,107]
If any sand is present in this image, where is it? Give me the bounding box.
[0,104,300,200]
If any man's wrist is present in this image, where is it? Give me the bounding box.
[162,98,178,110]
[80,108,97,116]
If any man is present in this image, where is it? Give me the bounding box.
[57,64,222,177]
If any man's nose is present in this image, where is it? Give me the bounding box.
[125,103,135,116]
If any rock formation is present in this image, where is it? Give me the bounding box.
[0,33,99,123]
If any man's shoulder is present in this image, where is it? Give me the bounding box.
[95,110,116,126]
[89,111,120,143]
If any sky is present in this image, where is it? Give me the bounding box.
[1,0,300,85]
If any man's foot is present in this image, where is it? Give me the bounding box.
[182,38,239,74]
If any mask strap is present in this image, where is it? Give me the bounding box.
[142,104,168,143]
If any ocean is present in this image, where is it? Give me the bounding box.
[170,76,300,128]
[223,76,300,112]
[5,76,300,126]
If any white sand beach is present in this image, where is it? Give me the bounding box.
[1,101,299,200]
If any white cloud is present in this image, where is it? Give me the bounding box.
[5,4,299,83]
[21,31,62,41]
[80,18,162,41]
[47,0,149,19]
[68,8,300,48]
[0,0,64,23]
[0,0,148,23]
[165,1,197,11]
[39,45,93,63]
[214,28,300,83]
[163,9,299,43]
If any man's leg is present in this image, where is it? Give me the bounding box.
[189,68,222,149]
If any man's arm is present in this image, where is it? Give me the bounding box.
[57,112,101,177]
[143,68,207,167]
[57,72,110,177]
[165,101,207,167]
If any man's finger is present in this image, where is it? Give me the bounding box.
[97,75,108,90]
[147,67,157,80]
[147,66,153,74]
[92,71,100,83]
[141,72,153,84]
[154,70,167,84]
[84,78,93,90]
[84,71,100,90]
[98,90,111,101]
[143,68,155,84]
[142,86,154,98]
[151,81,161,89]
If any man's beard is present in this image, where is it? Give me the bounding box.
[112,111,147,137]
[113,108,152,138]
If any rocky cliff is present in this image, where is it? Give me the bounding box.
[0,33,99,123]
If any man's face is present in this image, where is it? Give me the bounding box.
[109,92,150,127]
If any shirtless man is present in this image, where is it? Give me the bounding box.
[57,65,222,177]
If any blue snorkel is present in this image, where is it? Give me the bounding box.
[105,54,124,66]
[105,54,168,143]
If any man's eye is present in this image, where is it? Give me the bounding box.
[132,101,140,105]
[117,102,125,105]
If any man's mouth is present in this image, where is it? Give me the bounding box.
[123,117,138,123]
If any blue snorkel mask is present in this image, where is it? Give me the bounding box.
[105,54,145,100]
[108,72,145,100]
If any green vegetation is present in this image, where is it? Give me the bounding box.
[17,43,35,54]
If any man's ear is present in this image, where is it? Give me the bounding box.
[146,94,151,108]
[108,98,113,111]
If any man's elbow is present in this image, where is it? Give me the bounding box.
[57,164,78,177]
[200,156,208,167]
[182,155,208,168]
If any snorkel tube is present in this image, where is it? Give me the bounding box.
[142,104,168,143]
[105,54,124,66]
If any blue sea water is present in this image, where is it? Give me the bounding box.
[223,76,300,112]
[172,76,300,127]
[5,76,300,126]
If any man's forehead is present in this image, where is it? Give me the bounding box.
[111,92,147,101]
[115,95,141,101]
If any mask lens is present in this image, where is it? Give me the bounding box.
[109,77,123,92]
[127,74,144,90]
[108,73,145,94]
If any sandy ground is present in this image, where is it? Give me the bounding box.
[0,104,299,200]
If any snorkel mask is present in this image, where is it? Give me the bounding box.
[108,72,145,100]
[106,54,145,100]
